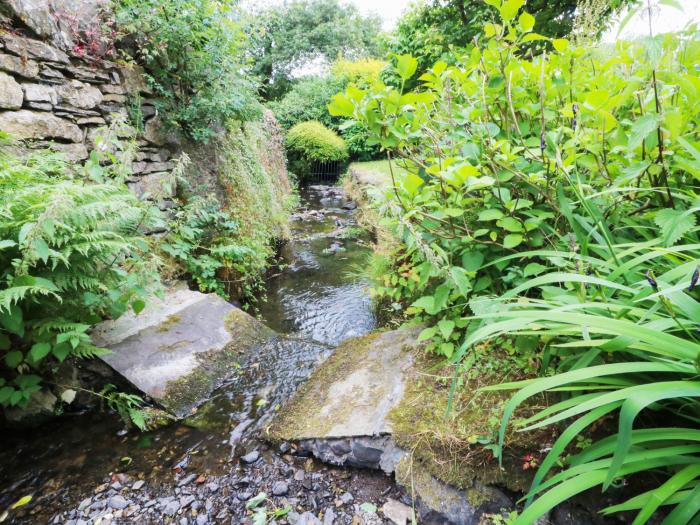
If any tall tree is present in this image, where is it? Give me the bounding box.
[247,0,382,99]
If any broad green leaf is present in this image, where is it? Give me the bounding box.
[518,11,535,32]
[0,304,23,336]
[503,234,524,249]
[395,54,418,81]
[450,267,471,296]
[28,342,52,364]
[328,94,354,117]
[628,114,659,150]
[654,208,696,247]
[478,209,504,221]
[5,350,23,368]
[499,0,524,21]
[552,38,568,53]
[438,319,455,339]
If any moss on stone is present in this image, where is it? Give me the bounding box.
[267,332,382,441]
[156,314,182,333]
[160,309,275,416]
[387,349,551,493]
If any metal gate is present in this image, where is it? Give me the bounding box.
[306,160,344,182]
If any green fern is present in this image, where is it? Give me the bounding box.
[0,137,163,412]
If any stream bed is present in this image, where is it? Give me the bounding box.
[0,185,405,525]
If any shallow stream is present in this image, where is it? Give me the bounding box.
[0,185,401,524]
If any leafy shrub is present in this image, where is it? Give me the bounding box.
[330,58,386,87]
[268,76,344,130]
[0,136,162,412]
[162,196,259,299]
[332,0,700,519]
[113,0,260,141]
[285,121,348,176]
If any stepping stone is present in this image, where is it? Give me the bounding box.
[92,283,275,417]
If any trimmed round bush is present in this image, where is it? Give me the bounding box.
[285,121,348,176]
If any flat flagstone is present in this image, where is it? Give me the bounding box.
[92,283,275,417]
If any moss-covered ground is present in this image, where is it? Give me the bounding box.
[388,347,554,493]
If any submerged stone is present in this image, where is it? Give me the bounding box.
[92,283,276,418]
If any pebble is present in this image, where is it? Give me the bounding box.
[340,492,354,505]
[163,501,181,516]
[178,473,197,487]
[272,481,289,496]
[108,495,129,510]
[241,450,260,464]
[196,515,209,525]
[132,480,145,490]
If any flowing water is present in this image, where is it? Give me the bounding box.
[0,185,390,524]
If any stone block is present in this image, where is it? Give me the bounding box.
[22,82,57,104]
[127,171,176,200]
[57,79,104,109]
[0,71,24,109]
[0,53,40,78]
[2,33,70,63]
[0,109,82,142]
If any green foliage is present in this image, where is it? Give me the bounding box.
[285,121,348,176]
[246,0,382,99]
[0,137,162,411]
[113,0,260,141]
[383,0,630,89]
[162,196,259,299]
[269,59,384,160]
[268,76,344,130]
[337,0,700,519]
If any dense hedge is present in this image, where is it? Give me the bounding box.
[285,121,348,176]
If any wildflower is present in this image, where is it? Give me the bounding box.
[690,267,699,292]
[646,270,658,290]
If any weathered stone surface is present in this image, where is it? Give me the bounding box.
[132,161,176,175]
[39,141,89,161]
[38,64,65,82]
[395,457,513,525]
[66,66,112,84]
[57,80,104,109]
[22,82,57,104]
[127,172,176,200]
[381,499,414,525]
[100,83,127,95]
[143,117,167,146]
[0,109,82,142]
[270,328,418,441]
[2,33,70,63]
[102,93,127,104]
[76,116,106,126]
[4,389,57,424]
[91,284,277,417]
[3,0,70,48]
[24,101,52,111]
[0,71,24,109]
[119,64,150,94]
[0,52,40,78]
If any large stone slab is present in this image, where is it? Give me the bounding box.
[269,327,418,441]
[0,109,82,142]
[92,284,276,418]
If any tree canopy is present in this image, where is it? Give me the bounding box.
[385,0,632,87]
[247,0,382,99]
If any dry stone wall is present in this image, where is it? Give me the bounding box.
[0,0,178,204]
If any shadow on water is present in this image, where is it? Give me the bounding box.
[0,185,378,522]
